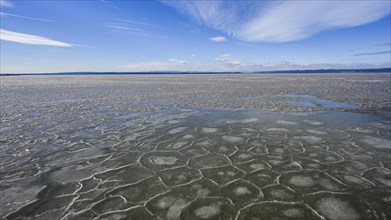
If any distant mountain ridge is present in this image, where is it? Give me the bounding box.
[1,68,390,76]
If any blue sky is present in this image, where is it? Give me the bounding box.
[0,0,390,73]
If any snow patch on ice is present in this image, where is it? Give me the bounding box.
[271,189,294,200]
[157,196,176,209]
[234,186,252,196]
[225,118,258,124]
[227,171,237,176]
[168,120,181,124]
[202,128,218,133]
[194,204,221,219]
[316,197,359,220]
[288,175,315,187]
[297,136,323,144]
[266,128,289,132]
[169,127,188,134]
[238,153,253,159]
[304,120,324,125]
[171,141,187,149]
[283,208,303,217]
[165,198,189,220]
[222,135,243,143]
[242,118,259,123]
[219,146,229,152]
[276,120,298,125]
[250,163,267,170]
[150,156,178,165]
[307,129,327,135]
[350,127,374,134]
[361,136,391,149]
[182,134,194,139]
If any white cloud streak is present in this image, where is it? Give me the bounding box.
[0,29,72,47]
[107,25,142,32]
[161,1,391,42]
[122,59,187,71]
[167,59,187,64]
[0,12,57,23]
[354,51,391,56]
[215,53,232,62]
[209,36,226,42]
[106,22,164,38]
[120,19,156,27]
[373,42,391,47]
[99,0,121,10]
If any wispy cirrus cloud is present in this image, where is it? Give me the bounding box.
[215,53,232,62]
[0,0,13,8]
[0,29,72,47]
[109,27,164,38]
[106,20,164,38]
[119,19,156,27]
[0,12,57,23]
[121,59,187,71]
[354,51,391,56]
[161,1,391,42]
[107,25,142,32]
[373,42,391,47]
[209,36,226,42]
[99,0,121,10]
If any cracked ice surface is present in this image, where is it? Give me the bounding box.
[1,82,391,219]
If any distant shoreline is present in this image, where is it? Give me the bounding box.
[1,68,390,76]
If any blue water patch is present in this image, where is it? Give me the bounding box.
[350,80,384,83]
[284,94,358,109]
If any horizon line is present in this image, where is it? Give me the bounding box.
[1,67,391,76]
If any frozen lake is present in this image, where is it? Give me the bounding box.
[1,74,390,219]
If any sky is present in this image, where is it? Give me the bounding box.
[0,0,390,73]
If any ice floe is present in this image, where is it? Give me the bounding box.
[361,135,391,149]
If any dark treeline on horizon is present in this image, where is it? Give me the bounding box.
[1,68,390,76]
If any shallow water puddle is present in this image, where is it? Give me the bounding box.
[283,94,359,109]
[1,109,390,219]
